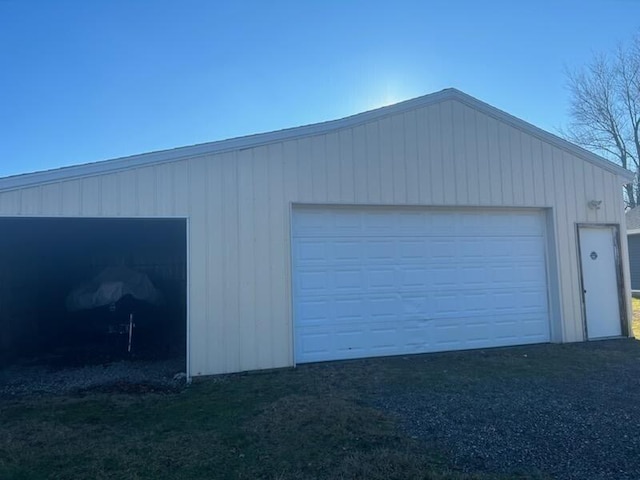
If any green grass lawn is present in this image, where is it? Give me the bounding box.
[632,297,640,338]
[2,341,639,480]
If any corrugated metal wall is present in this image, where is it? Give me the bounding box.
[0,98,629,375]
[628,235,640,290]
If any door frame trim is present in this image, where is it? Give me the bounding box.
[576,223,627,340]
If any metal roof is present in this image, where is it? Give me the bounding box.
[0,88,634,192]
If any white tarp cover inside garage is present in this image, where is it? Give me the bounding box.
[292,206,551,363]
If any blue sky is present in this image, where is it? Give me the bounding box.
[1,0,639,178]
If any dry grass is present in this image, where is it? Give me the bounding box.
[632,297,640,339]
[3,341,640,480]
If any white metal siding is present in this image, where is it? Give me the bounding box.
[0,98,629,375]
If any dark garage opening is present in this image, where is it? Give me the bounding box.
[0,217,187,375]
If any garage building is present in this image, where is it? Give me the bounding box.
[0,88,634,377]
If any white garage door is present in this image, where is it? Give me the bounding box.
[292,207,551,363]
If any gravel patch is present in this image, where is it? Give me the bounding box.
[376,362,640,480]
[0,357,187,397]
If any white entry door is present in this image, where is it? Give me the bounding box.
[578,226,622,339]
[292,207,551,363]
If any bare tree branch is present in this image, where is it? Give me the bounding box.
[564,33,640,207]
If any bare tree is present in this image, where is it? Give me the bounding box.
[565,34,640,208]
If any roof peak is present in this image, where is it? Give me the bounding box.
[0,88,632,192]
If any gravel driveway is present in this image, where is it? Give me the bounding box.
[0,357,186,397]
[375,340,640,480]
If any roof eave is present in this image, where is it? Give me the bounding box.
[0,89,457,192]
[448,90,635,182]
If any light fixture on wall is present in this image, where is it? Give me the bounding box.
[588,200,603,210]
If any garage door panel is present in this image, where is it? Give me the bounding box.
[297,299,331,322]
[432,320,464,345]
[295,240,327,265]
[293,208,551,363]
[432,293,458,315]
[334,211,364,233]
[294,210,331,235]
[398,239,428,259]
[459,266,488,285]
[521,318,551,336]
[366,240,396,260]
[333,241,362,261]
[490,265,517,284]
[520,289,549,310]
[520,264,547,283]
[494,291,519,311]
[334,269,365,291]
[397,211,429,231]
[486,238,515,256]
[335,328,370,354]
[399,293,430,312]
[432,266,458,286]
[293,209,546,238]
[297,316,549,363]
[431,240,456,258]
[367,268,397,289]
[428,212,460,234]
[459,238,485,258]
[461,292,492,314]
[363,212,398,234]
[509,213,545,233]
[297,330,333,360]
[334,300,366,323]
[516,237,547,257]
[297,263,547,293]
[369,298,399,321]
[297,286,549,323]
[400,268,431,288]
